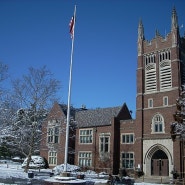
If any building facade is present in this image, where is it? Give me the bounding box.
[40,8,185,177]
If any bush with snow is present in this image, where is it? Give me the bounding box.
[53,164,109,180]
[12,156,24,163]
[22,155,48,169]
[53,163,81,175]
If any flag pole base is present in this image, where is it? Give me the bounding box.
[60,172,70,177]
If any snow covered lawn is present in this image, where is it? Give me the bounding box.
[0,161,27,179]
[0,160,52,181]
[0,160,169,184]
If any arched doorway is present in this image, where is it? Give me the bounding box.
[151,149,169,176]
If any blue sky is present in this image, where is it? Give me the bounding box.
[0,0,185,118]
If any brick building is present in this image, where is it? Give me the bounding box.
[40,7,185,177]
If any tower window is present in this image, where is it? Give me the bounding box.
[151,114,165,133]
[163,96,168,106]
[159,60,172,90]
[145,64,157,92]
[145,54,157,92]
[148,98,153,108]
[168,52,171,59]
[145,55,156,66]
[159,50,171,62]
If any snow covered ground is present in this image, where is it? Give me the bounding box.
[0,160,169,185]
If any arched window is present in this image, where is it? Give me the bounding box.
[159,54,162,62]
[168,52,171,60]
[151,114,165,133]
[162,53,165,60]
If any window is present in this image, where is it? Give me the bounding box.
[145,55,157,92]
[121,152,134,169]
[122,134,134,144]
[152,114,164,133]
[159,51,171,62]
[48,151,57,165]
[148,98,153,108]
[145,54,156,65]
[163,96,168,106]
[79,129,93,144]
[99,133,110,161]
[47,127,59,143]
[78,152,92,167]
[99,133,110,153]
[159,60,172,90]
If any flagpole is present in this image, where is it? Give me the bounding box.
[64,5,76,172]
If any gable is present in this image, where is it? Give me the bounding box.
[117,103,132,120]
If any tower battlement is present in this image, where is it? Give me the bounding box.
[142,32,176,54]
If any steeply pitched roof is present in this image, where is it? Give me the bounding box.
[54,102,132,128]
[75,106,122,128]
[58,104,76,118]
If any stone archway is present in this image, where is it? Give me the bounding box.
[144,144,173,177]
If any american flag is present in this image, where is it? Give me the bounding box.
[69,16,75,38]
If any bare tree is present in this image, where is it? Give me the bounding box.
[0,62,12,149]
[6,66,60,172]
[0,62,8,82]
[0,61,8,98]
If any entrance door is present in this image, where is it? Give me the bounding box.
[151,150,168,176]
